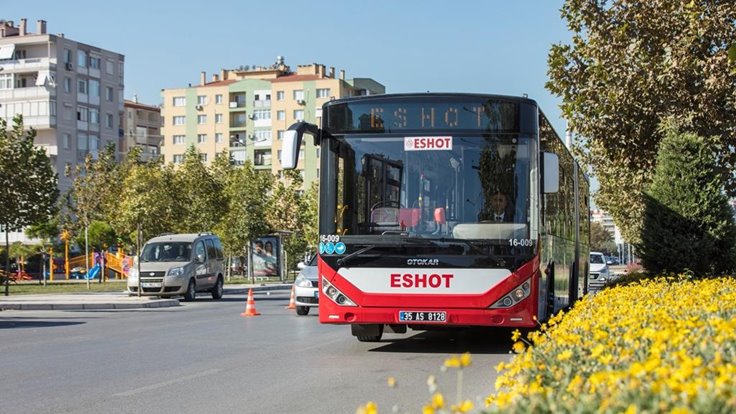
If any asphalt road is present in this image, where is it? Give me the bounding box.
[0,291,515,414]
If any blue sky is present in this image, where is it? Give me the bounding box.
[6,0,572,135]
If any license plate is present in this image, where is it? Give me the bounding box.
[398,311,447,323]
[141,282,161,288]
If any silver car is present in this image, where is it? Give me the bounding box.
[293,255,318,315]
[127,233,225,301]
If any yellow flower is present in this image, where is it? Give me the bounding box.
[512,341,526,353]
[450,400,474,413]
[459,352,472,367]
[556,350,573,361]
[431,392,444,409]
[422,405,435,414]
[444,356,460,368]
[624,404,637,414]
[511,329,522,341]
[356,401,378,414]
[386,376,397,388]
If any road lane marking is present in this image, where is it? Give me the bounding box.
[113,368,222,397]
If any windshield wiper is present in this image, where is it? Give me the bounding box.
[336,245,377,267]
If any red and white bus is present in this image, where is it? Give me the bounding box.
[282,93,589,342]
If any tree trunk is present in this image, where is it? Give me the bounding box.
[4,223,9,296]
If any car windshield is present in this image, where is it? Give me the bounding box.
[141,242,192,262]
[590,254,605,264]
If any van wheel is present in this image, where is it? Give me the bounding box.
[211,277,223,300]
[296,306,309,316]
[183,279,196,301]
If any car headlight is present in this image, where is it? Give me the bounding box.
[295,274,313,288]
[168,267,185,277]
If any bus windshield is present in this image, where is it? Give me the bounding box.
[322,134,536,245]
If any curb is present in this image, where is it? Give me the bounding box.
[0,299,180,311]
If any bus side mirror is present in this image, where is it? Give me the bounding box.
[281,121,320,170]
[543,152,559,193]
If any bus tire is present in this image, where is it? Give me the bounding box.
[352,324,383,342]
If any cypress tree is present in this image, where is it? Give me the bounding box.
[638,124,736,276]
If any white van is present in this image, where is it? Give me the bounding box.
[127,233,225,301]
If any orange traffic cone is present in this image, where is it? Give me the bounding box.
[286,285,297,310]
[241,288,261,317]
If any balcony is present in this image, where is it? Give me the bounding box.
[253,100,271,108]
[0,86,54,101]
[0,57,54,72]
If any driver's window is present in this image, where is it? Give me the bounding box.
[194,241,206,261]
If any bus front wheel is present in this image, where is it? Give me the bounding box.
[352,324,383,342]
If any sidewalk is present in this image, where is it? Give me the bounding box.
[0,284,292,311]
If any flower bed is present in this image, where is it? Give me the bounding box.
[486,277,736,413]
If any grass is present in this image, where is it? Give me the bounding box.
[1,274,295,295]
[1,280,128,295]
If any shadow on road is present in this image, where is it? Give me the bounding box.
[0,320,86,329]
[368,328,515,355]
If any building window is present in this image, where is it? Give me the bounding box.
[106,60,114,74]
[199,153,208,162]
[77,80,87,94]
[173,154,184,164]
[276,110,285,121]
[63,133,71,150]
[173,116,185,125]
[293,90,304,101]
[316,88,330,98]
[63,77,71,93]
[89,108,99,124]
[253,109,270,120]
[77,107,88,122]
[277,130,284,140]
[215,94,223,104]
[215,113,223,124]
[215,133,223,143]
[254,130,271,141]
[197,95,208,105]
[316,148,320,158]
[77,50,87,68]
[173,135,185,144]
[197,115,207,124]
[90,56,101,69]
[105,87,114,102]
[293,110,304,121]
[276,91,285,101]
[88,79,100,97]
[64,49,72,64]
[197,134,207,143]
[105,113,114,128]
[173,96,186,107]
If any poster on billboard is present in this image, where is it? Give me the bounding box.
[251,236,280,278]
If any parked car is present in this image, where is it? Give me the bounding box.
[293,254,318,315]
[606,255,620,266]
[127,233,225,301]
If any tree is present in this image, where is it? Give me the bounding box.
[112,162,180,246]
[547,1,736,243]
[299,181,319,255]
[214,160,272,269]
[0,116,58,295]
[590,221,616,255]
[174,146,225,233]
[637,124,736,276]
[265,170,305,273]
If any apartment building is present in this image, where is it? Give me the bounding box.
[123,98,161,162]
[161,57,385,187]
[0,18,125,192]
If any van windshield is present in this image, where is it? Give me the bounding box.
[141,242,192,262]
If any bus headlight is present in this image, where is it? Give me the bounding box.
[322,278,356,307]
[491,280,531,309]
